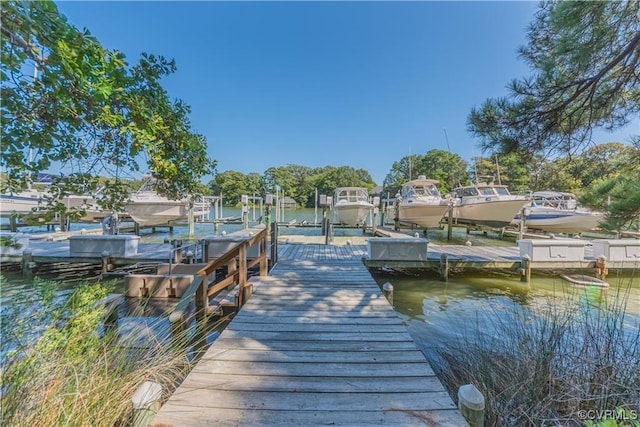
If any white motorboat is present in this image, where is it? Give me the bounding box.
[397,176,450,229]
[332,187,373,226]
[61,194,106,222]
[512,191,603,233]
[124,177,191,227]
[451,183,529,228]
[0,189,47,214]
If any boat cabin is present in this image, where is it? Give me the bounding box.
[400,177,442,199]
[531,191,578,209]
[334,187,370,204]
[454,184,512,198]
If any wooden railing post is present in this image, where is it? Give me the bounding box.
[259,232,268,276]
[202,239,209,262]
[270,222,278,268]
[195,273,207,320]
[238,245,247,307]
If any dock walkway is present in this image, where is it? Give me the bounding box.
[152,245,466,426]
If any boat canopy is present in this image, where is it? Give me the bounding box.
[454,184,512,198]
[531,191,578,209]
[401,180,442,199]
[335,187,369,203]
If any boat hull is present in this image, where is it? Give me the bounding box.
[61,195,106,222]
[0,192,46,214]
[513,208,602,233]
[125,200,188,226]
[333,202,372,226]
[453,199,528,228]
[399,203,449,229]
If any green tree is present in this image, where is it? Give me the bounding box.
[1,0,215,216]
[383,150,467,195]
[417,149,468,193]
[382,155,421,196]
[468,1,639,229]
[245,172,263,196]
[468,1,639,158]
[311,166,376,204]
[579,141,640,231]
[208,170,249,205]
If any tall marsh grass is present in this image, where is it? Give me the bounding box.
[0,278,198,426]
[430,275,640,426]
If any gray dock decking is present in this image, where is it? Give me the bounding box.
[152,246,466,426]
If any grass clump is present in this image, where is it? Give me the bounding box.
[1,278,194,427]
[430,277,640,426]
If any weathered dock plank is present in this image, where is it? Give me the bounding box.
[151,407,465,427]
[152,251,466,426]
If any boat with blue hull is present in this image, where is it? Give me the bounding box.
[512,191,603,234]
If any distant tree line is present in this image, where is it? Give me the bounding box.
[206,141,638,228]
[208,165,375,208]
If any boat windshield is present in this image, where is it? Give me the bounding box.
[477,187,496,196]
[336,189,368,203]
[456,187,479,197]
[495,187,511,196]
[415,184,440,197]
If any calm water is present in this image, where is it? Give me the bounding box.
[2,208,638,359]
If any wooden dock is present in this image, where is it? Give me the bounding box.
[151,246,466,426]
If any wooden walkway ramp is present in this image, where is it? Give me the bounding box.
[152,246,466,426]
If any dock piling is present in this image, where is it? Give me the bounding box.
[382,282,394,305]
[596,255,609,280]
[458,384,485,427]
[131,381,162,427]
[21,249,34,276]
[520,254,531,283]
[447,203,453,241]
[440,253,449,281]
[101,251,111,273]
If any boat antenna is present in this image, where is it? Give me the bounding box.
[443,129,451,153]
[472,150,479,185]
[408,147,412,181]
[443,128,459,189]
[495,154,502,185]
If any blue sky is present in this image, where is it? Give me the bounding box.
[56,1,638,186]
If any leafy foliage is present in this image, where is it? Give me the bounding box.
[1,0,215,216]
[208,165,376,208]
[0,278,194,427]
[468,1,639,158]
[467,1,639,229]
[383,149,468,196]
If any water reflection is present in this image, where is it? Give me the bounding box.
[371,268,639,353]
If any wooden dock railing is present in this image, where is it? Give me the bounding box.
[169,227,268,342]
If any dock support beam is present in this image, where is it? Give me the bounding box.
[439,253,449,281]
[520,254,531,284]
